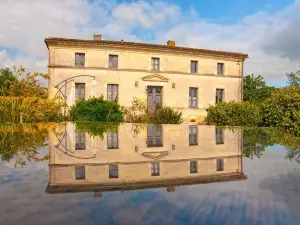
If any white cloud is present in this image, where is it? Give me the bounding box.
[0,0,299,85]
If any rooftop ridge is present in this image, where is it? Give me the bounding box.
[44,37,248,59]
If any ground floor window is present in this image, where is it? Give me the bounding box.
[107,84,118,101]
[75,83,85,100]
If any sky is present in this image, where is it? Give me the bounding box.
[0,0,300,87]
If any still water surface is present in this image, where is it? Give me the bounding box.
[0,122,299,225]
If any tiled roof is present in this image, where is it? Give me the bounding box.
[44,37,248,59]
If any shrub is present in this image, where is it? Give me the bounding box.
[205,101,262,126]
[261,86,300,136]
[0,96,65,123]
[70,97,123,122]
[122,98,183,124]
[147,105,183,124]
[122,98,148,123]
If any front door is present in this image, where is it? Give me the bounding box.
[147,86,162,112]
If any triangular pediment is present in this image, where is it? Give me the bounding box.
[142,74,169,82]
[142,151,169,160]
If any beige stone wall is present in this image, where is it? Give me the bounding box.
[48,45,244,122]
[49,123,243,185]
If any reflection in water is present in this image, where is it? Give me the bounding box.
[1,123,300,225]
[46,123,247,197]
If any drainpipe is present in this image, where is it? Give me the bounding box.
[240,60,244,101]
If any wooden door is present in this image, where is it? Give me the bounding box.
[147,86,162,112]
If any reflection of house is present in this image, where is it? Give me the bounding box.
[45,35,248,123]
[46,123,247,197]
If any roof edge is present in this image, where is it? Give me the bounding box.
[44,37,248,59]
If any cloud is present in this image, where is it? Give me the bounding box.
[0,0,300,85]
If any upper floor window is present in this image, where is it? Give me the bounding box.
[109,55,118,69]
[107,131,119,149]
[190,160,198,173]
[216,89,224,104]
[75,53,85,67]
[217,63,224,75]
[75,166,85,180]
[75,132,86,150]
[151,163,160,176]
[109,164,119,178]
[217,159,224,171]
[216,128,224,144]
[190,60,198,73]
[75,83,85,101]
[151,57,160,71]
[107,84,118,102]
[189,87,198,108]
[189,125,198,146]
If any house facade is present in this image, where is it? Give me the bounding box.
[45,35,248,123]
[46,123,247,197]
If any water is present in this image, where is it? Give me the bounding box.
[0,123,299,225]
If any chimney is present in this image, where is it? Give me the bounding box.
[93,33,102,41]
[167,40,175,47]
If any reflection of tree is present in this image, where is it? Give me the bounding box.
[286,148,300,164]
[74,121,119,139]
[0,123,56,167]
[240,127,300,163]
[131,123,146,138]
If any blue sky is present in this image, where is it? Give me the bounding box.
[0,0,299,87]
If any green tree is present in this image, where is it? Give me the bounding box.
[261,86,300,136]
[0,68,16,96]
[8,65,49,98]
[243,74,276,103]
[286,70,300,87]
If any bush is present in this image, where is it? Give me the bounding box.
[122,98,148,123]
[70,97,123,122]
[0,96,65,123]
[122,98,183,124]
[148,105,183,124]
[205,101,262,126]
[261,86,300,136]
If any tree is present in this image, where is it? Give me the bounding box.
[243,74,277,103]
[8,65,49,98]
[0,68,16,96]
[261,86,300,136]
[286,71,300,87]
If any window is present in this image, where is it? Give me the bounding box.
[109,165,119,178]
[191,60,198,73]
[217,63,224,75]
[75,53,85,67]
[190,161,198,173]
[189,125,198,146]
[75,83,85,100]
[107,131,118,149]
[189,87,198,108]
[107,84,118,101]
[216,89,224,104]
[216,128,224,144]
[147,124,163,147]
[151,163,160,176]
[75,132,86,150]
[217,159,224,171]
[151,57,160,71]
[109,55,118,69]
[75,166,85,180]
